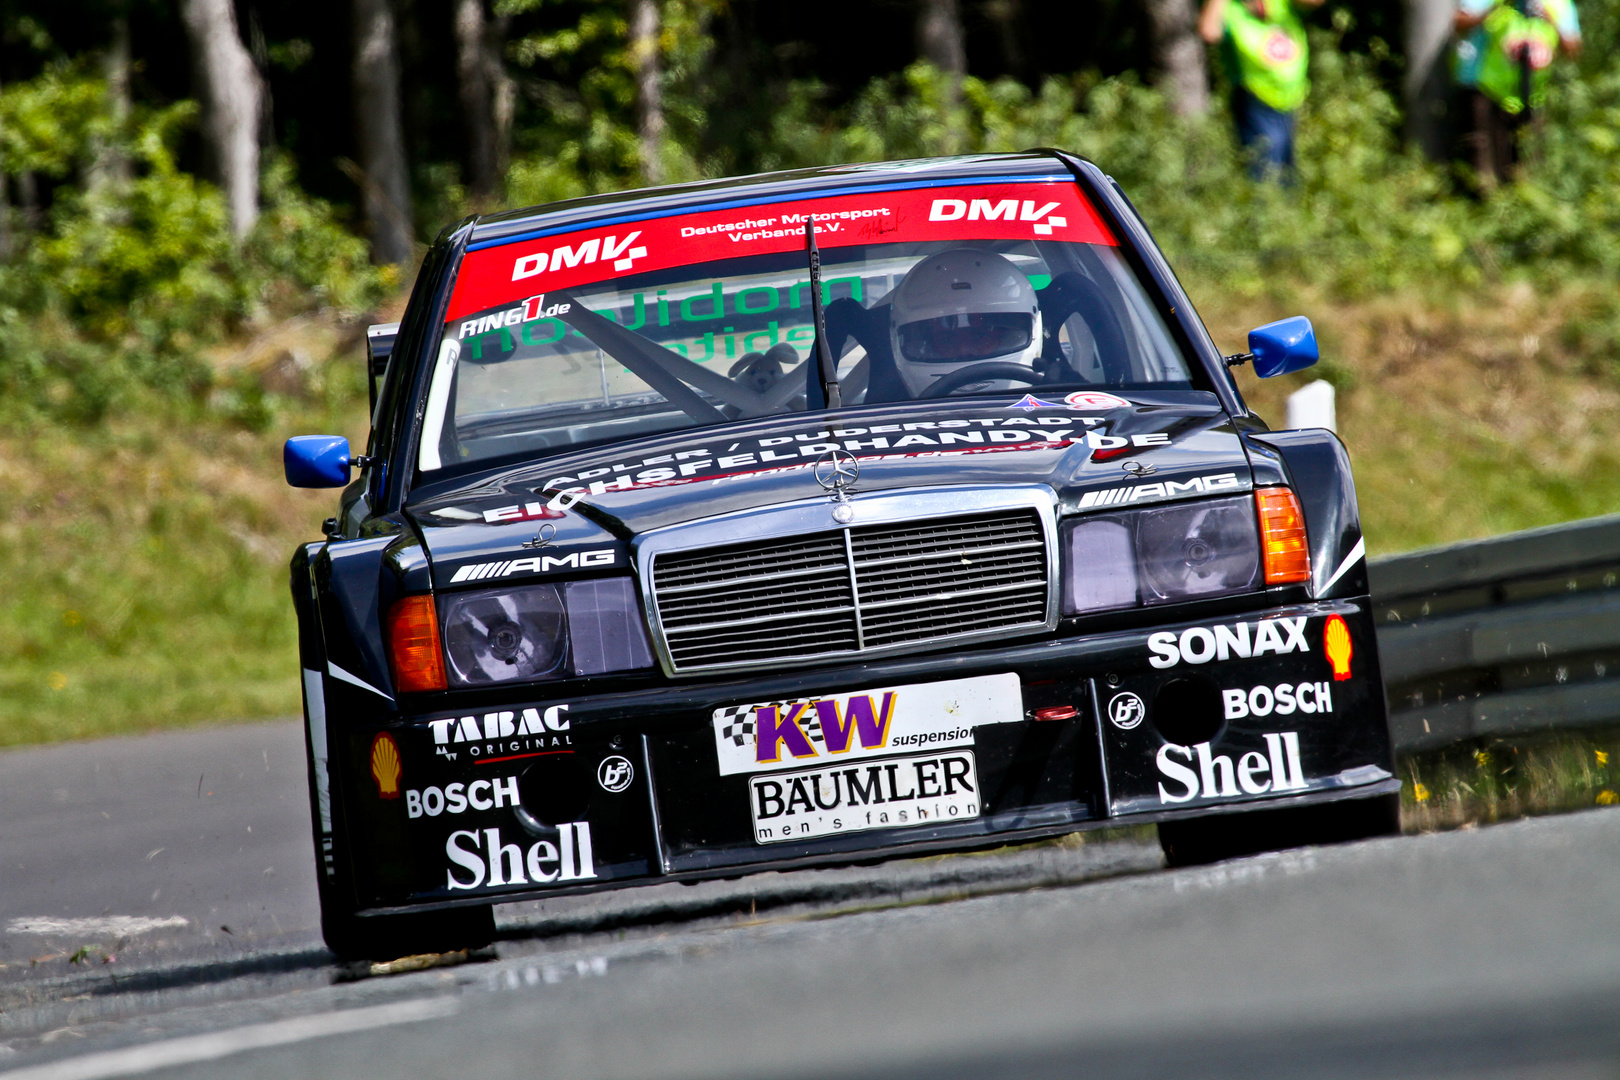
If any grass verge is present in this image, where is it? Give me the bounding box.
[1399,724,1620,831]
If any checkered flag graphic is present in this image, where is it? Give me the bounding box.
[716,705,754,747]
[716,700,826,747]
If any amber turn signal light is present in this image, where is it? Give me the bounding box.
[387,594,447,693]
[1255,487,1311,585]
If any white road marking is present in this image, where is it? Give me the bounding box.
[5,917,189,937]
[0,997,458,1080]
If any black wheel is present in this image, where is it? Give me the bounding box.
[1158,793,1401,868]
[319,888,495,962]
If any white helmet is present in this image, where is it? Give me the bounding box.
[889,249,1043,398]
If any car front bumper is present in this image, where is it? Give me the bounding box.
[337,597,1394,915]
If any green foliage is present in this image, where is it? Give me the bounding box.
[0,66,388,424]
[499,0,716,204]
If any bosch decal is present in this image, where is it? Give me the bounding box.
[1221,682,1335,720]
[406,776,521,818]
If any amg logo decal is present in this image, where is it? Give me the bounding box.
[1156,733,1307,804]
[449,549,615,583]
[1079,471,1241,509]
[1147,617,1309,669]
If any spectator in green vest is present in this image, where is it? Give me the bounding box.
[1199,0,1324,182]
[1453,0,1581,188]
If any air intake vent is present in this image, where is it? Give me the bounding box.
[651,508,1051,673]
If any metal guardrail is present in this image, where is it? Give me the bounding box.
[1369,514,1620,753]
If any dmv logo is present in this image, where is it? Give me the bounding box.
[929,198,1069,236]
[511,231,648,281]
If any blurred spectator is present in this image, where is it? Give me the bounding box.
[1199,0,1325,182]
[1453,0,1581,187]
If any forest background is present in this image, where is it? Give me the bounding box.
[1,0,1618,744]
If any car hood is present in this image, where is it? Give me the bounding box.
[405,390,1254,587]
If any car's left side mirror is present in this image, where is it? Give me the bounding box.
[285,435,357,488]
[1246,316,1318,378]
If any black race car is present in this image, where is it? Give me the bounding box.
[285,151,1397,959]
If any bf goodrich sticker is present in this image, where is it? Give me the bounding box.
[712,672,1021,776]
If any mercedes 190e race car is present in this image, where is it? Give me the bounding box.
[285,151,1398,959]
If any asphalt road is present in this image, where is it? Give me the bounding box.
[3,722,1619,1079]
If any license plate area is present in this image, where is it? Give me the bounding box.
[748,750,981,844]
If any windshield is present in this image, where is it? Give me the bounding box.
[421,180,1195,474]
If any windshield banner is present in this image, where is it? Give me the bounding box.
[445,181,1114,324]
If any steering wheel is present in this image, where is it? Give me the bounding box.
[919,361,1044,399]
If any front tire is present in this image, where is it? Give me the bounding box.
[1158,792,1401,868]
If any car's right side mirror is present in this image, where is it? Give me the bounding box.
[1248,316,1318,378]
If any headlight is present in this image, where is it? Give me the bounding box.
[442,576,654,686]
[1063,495,1261,615]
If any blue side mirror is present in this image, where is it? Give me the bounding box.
[285,435,355,488]
[1248,316,1318,378]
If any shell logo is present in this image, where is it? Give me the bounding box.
[1323,614,1353,682]
[370,732,403,799]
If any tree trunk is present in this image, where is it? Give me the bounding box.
[982,0,1026,80]
[1404,0,1455,161]
[916,0,966,74]
[455,0,499,199]
[915,0,966,152]
[0,76,9,260]
[488,13,514,182]
[88,16,133,195]
[351,0,413,265]
[14,170,40,234]
[629,0,664,185]
[1145,0,1209,119]
[179,0,262,239]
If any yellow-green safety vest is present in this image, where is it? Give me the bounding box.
[1223,0,1310,113]
[1469,2,1566,114]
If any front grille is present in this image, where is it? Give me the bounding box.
[651,509,1050,672]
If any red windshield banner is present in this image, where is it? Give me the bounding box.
[444,181,1115,324]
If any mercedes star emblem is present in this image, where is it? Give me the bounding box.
[1121,460,1156,477]
[815,449,860,493]
[814,450,859,522]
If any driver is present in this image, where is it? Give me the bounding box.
[888,249,1043,398]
